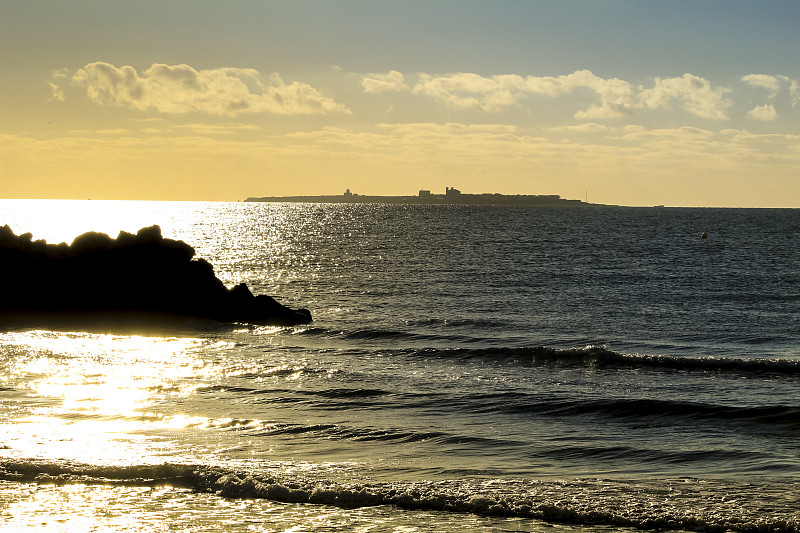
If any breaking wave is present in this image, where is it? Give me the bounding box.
[1,460,798,532]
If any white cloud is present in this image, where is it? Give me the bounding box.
[47,81,65,102]
[619,125,715,141]
[549,123,610,133]
[412,72,528,111]
[411,71,623,114]
[747,104,777,121]
[741,74,800,108]
[169,123,262,135]
[408,70,729,119]
[48,68,71,102]
[741,74,783,98]
[362,70,408,93]
[527,70,635,118]
[637,74,732,119]
[97,128,131,135]
[791,80,800,108]
[720,128,800,144]
[61,62,350,116]
[376,122,519,137]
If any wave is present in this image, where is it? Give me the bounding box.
[498,396,800,430]
[2,460,798,532]
[195,383,799,434]
[289,325,799,377]
[250,423,452,444]
[199,386,386,399]
[190,417,512,447]
[407,345,800,376]
[403,317,508,329]
[294,326,480,343]
[536,444,775,466]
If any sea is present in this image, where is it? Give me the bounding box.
[0,199,798,532]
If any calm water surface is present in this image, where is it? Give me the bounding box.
[1,200,798,532]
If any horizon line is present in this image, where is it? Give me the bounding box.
[0,197,797,209]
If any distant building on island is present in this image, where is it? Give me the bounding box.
[245,187,588,206]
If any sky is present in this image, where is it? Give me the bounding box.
[1,0,799,207]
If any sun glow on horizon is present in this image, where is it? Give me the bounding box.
[1,2,799,207]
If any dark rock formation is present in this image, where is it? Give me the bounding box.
[0,224,311,328]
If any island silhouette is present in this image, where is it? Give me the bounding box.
[0,224,311,330]
[246,187,588,206]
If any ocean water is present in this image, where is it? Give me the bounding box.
[1,200,798,532]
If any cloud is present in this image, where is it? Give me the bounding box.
[410,71,630,114]
[618,125,715,141]
[47,81,65,102]
[741,74,784,98]
[61,62,350,116]
[549,123,610,133]
[96,128,131,135]
[412,73,527,111]
[527,70,635,118]
[169,123,262,135]
[747,104,777,121]
[637,74,732,119]
[48,68,71,100]
[741,73,800,109]
[362,70,408,93]
[408,70,729,119]
[4,121,799,205]
[720,128,800,145]
[377,122,519,138]
[790,80,800,108]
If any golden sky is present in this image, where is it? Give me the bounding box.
[2,1,799,206]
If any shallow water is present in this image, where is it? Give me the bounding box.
[1,200,798,531]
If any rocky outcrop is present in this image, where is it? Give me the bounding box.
[0,224,311,328]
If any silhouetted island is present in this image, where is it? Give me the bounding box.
[246,187,588,206]
[0,225,311,329]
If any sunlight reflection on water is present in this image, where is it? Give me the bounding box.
[2,200,798,531]
[0,199,309,294]
[0,199,204,245]
[0,330,231,465]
